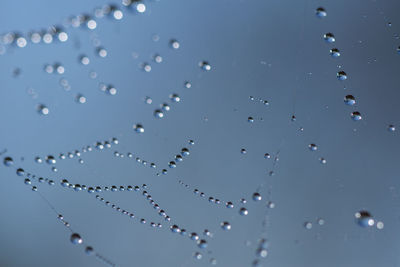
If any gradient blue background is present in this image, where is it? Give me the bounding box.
[0,0,399,266]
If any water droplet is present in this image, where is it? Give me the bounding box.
[3,157,13,166]
[324,33,335,43]
[355,211,374,227]
[221,221,231,230]
[344,95,356,106]
[169,94,180,102]
[181,148,190,156]
[248,117,254,123]
[304,222,313,229]
[239,207,248,216]
[168,161,176,168]
[316,7,327,18]
[193,252,202,260]
[85,246,94,255]
[190,232,199,241]
[226,202,234,208]
[240,148,247,154]
[308,144,318,151]
[376,221,384,229]
[37,104,49,115]
[199,61,211,71]
[197,239,208,249]
[351,111,362,121]
[330,48,340,58]
[252,192,262,201]
[154,109,164,118]
[388,125,396,132]
[133,124,144,133]
[337,71,347,81]
[170,39,180,49]
[76,94,87,104]
[70,233,83,244]
[16,168,25,176]
[46,155,56,164]
[319,158,327,164]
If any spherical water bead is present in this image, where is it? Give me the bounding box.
[170,225,181,233]
[397,46,400,55]
[54,63,65,74]
[3,157,13,166]
[252,192,262,201]
[61,179,69,187]
[85,246,94,255]
[35,157,43,163]
[344,95,356,106]
[388,125,396,132]
[308,143,318,151]
[351,111,362,121]
[144,96,152,105]
[226,202,234,208]
[97,47,107,58]
[221,221,231,231]
[149,109,163,121]
[324,33,335,43]
[32,186,38,192]
[24,179,31,185]
[316,7,327,18]
[257,248,268,258]
[168,161,176,168]
[181,148,190,156]
[267,201,276,208]
[304,222,313,229]
[153,54,162,63]
[44,64,54,74]
[169,94,180,102]
[161,103,170,111]
[70,233,83,244]
[76,94,87,104]
[337,71,347,81]
[317,218,325,225]
[248,117,254,123]
[46,155,56,164]
[330,48,340,58]
[169,39,180,49]
[193,252,202,260]
[199,61,211,71]
[142,63,151,72]
[240,198,247,204]
[190,233,199,241]
[133,124,144,133]
[319,157,327,164]
[197,239,208,249]
[355,211,374,227]
[184,81,192,89]
[16,168,25,176]
[79,55,90,65]
[264,153,271,159]
[376,221,384,229]
[239,207,248,216]
[241,148,247,154]
[37,104,49,115]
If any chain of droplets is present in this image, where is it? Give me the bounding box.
[113,150,157,170]
[315,8,365,123]
[153,82,187,119]
[94,194,164,229]
[19,174,117,266]
[157,141,194,176]
[0,1,147,51]
[34,137,120,170]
